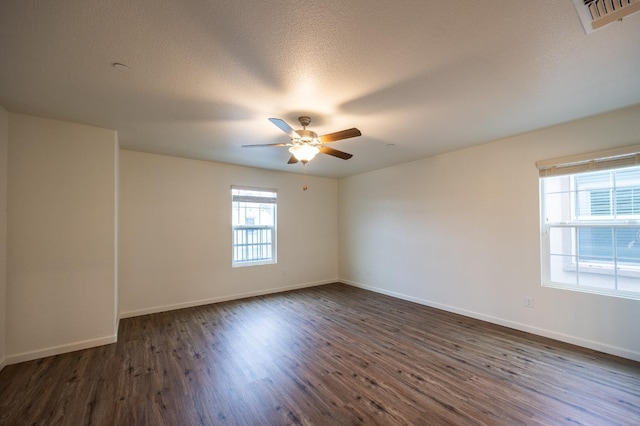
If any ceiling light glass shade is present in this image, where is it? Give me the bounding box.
[289,144,320,163]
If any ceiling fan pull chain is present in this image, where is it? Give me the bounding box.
[303,163,309,191]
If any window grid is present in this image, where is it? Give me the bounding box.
[233,227,272,264]
[541,165,640,299]
[231,187,276,267]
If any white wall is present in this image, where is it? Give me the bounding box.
[114,137,119,334]
[0,106,8,370]
[339,104,640,361]
[119,150,339,317]
[6,114,118,362]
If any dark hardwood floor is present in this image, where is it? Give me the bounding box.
[1,283,639,425]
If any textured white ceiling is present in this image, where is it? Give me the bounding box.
[1,0,639,178]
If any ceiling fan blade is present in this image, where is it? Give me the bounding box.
[287,155,299,164]
[320,146,353,160]
[318,128,361,143]
[269,118,301,139]
[241,143,289,147]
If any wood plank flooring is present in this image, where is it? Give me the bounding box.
[1,283,639,425]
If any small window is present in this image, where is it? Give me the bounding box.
[231,186,277,267]
[538,149,640,300]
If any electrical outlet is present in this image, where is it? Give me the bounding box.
[524,296,534,308]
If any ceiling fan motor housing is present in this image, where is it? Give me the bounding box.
[294,129,319,144]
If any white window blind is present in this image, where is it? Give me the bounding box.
[537,144,640,177]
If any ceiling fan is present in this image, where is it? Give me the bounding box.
[242,116,361,164]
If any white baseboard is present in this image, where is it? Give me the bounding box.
[342,279,640,363]
[5,334,118,366]
[119,279,337,319]
[3,280,336,366]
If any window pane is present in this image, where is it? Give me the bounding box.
[549,226,575,257]
[575,172,612,218]
[542,176,572,223]
[616,189,632,215]
[577,263,616,290]
[588,190,611,216]
[549,254,577,286]
[616,227,640,267]
[548,227,577,286]
[575,170,610,188]
[614,167,640,188]
[576,227,616,290]
[615,189,640,216]
[577,227,613,264]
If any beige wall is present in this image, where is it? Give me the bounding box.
[6,114,118,362]
[339,104,640,361]
[118,150,339,316]
[0,106,7,370]
[4,104,640,366]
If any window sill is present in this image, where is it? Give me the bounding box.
[542,281,640,301]
[232,260,276,268]
[563,263,640,278]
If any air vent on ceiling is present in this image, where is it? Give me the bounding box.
[573,0,640,33]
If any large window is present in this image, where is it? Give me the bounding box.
[231,186,277,267]
[539,149,640,299]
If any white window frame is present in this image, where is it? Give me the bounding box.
[231,186,277,267]
[538,145,640,300]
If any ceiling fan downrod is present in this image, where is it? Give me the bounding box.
[298,116,311,129]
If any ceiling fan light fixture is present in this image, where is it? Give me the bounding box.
[289,144,320,163]
[243,116,360,165]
